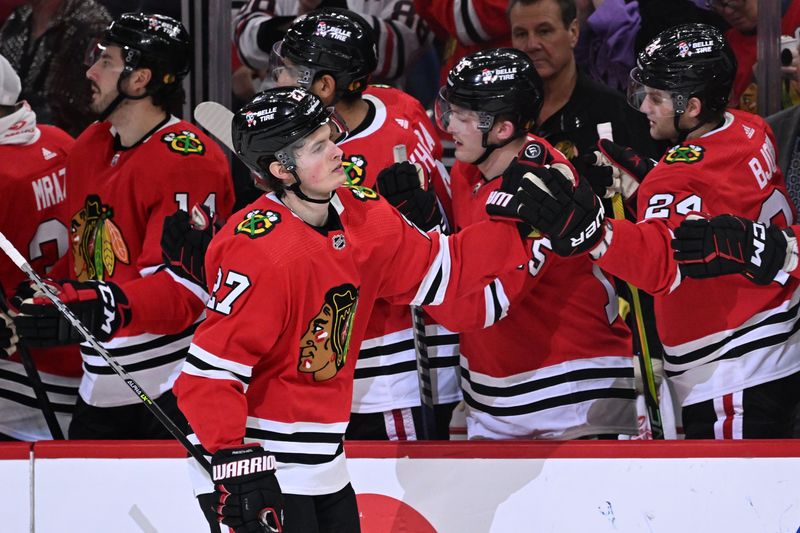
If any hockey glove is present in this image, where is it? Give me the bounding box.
[162,204,217,288]
[211,445,284,533]
[0,309,18,358]
[13,280,131,346]
[515,165,607,256]
[485,160,543,239]
[672,214,792,285]
[376,162,443,231]
[576,139,654,200]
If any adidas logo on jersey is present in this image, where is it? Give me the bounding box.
[41,147,57,160]
[742,125,755,139]
[394,118,409,129]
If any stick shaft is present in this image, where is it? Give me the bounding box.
[0,232,211,470]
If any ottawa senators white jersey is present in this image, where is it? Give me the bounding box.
[596,110,800,407]
[339,86,460,415]
[65,117,234,407]
[0,124,80,439]
[175,186,530,495]
[235,0,433,81]
[426,135,637,440]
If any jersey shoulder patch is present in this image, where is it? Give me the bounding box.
[161,129,206,156]
[234,208,282,239]
[664,143,704,165]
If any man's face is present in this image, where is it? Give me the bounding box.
[509,0,578,81]
[443,103,489,163]
[293,123,346,195]
[638,86,679,141]
[85,44,124,114]
[710,0,757,34]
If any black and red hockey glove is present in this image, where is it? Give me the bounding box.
[13,280,130,346]
[376,162,443,231]
[162,204,218,288]
[672,214,792,285]
[485,140,557,238]
[211,445,284,533]
[515,165,607,256]
[575,139,654,200]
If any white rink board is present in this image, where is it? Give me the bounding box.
[1,457,30,533]
[11,452,800,532]
[348,456,800,533]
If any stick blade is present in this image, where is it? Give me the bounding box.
[194,101,234,152]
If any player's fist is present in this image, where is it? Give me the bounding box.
[515,165,606,256]
[576,139,654,200]
[162,204,218,288]
[672,214,792,285]
[211,445,284,533]
[376,162,443,231]
[13,280,130,346]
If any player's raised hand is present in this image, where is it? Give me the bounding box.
[162,204,218,288]
[576,139,654,200]
[672,214,793,285]
[376,162,443,231]
[515,165,606,256]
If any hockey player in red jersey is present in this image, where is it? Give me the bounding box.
[12,13,234,440]
[234,0,432,84]
[510,24,800,439]
[424,48,637,440]
[172,86,533,532]
[0,53,81,440]
[270,8,461,440]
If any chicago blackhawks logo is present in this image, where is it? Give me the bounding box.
[299,284,359,382]
[70,195,130,281]
[346,184,379,202]
[664,144,704,164]
[235,209,281,239]
[161,130,205,156]
[343,154,367,185]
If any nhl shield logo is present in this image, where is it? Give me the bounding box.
[332,234,346,250]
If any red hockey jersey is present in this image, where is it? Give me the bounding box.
[64,117,234,407]
[426,136,637,440]
[0,122,80,439]
[596,110,800,407]
[174,186,529,495]
[339,86,460,415]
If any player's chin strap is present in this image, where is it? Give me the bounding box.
[287,177,334,204]
[473,131,523,165]
[96,69,171,122]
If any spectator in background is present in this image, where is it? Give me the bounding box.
[233,0,433,89]
[0,0,111,137]
[0,53,81,442]
[574,0,639,93]
[509,0,661,162]
[707,0,800,113]
[768,37,800,211]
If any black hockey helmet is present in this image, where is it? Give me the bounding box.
[628,23,736,117]
[436,47,543,135]
[101,13,191,86]
[232,87,335,176]
[271,8,377,99]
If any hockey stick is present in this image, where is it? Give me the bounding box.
[0,232,212,471]
[393,144,437,440]
[611,194,664,439]
[0,285,64,439]
[194,102,234,151]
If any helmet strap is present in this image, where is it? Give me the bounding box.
[287,171,334,204]
[473,130,518,165]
